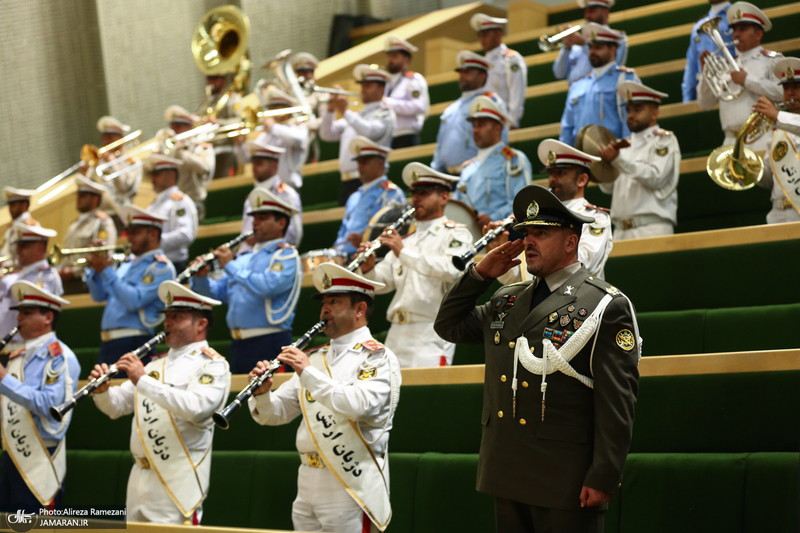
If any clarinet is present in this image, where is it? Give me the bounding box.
[0,327,19,352]
[176,231,254,284]
[212,320,327,430]
[50,331,167,423]
[346,206,415,271]
[452,216,516,271]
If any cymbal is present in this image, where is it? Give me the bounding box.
[574,124,620,183]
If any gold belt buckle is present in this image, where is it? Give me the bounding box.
[782,197,793,210]
[135,457,150,470]
[101,331,110,342]
[307,453,323,468]
[397,310,407,324]
[620,219,634,230]
[231,329,242,340]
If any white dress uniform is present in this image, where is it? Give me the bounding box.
[319,65,397,185]
[385,70,430,138]
[484,44,528,128]
[697,3,783,153]
[176,144,215,207]
[0,187,39,266]
[90,116,142,209]
[61,210,117,267]
[253,127,308,190]
[196,90,243,178]
[146,185,198,266]
[249,325,401,533]
[93,340,230,524]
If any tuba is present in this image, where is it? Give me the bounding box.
[192,5,251,121]
[706,112,765,190]
[257,49,316,124]
[700,17,743,102]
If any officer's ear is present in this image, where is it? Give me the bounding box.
[563,228,580,256]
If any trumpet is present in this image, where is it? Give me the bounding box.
[453,216,516,271]
[48,244,130,267]
[35,130,143,193]
[0,327,19,352]
[213,320,327,429]
[177,231,254,283]
[700,17,743,101]
[346,205,416,271]
[50,332,166,423]
[538,24,584,52]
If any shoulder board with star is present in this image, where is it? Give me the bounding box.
[501,146,515,161]
[460,157,478,169]
[170,191,185,201]
[443,221,466,229]
[616,66,635,73]
[585,276,623,296]
[380,181,398,190]
[201,346,224,360]
[361,339,385,353]
[277,241,296,249]
[8,348,25,360]
[47,341,63,358]
[276,182,287,193]
[154,253,168,263]
[95,211,110,220]
[503,48,521,58]
[761,49,781,58]
[405,71,416,78]
[653,128,673,137]
[583,202,610,213]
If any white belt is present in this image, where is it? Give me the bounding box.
[214,145,235,154]
[613,214,669,231]
[230,327,283,341]
[774,197,794,210]
[391,310,429,325]
[341,170,360,182]
[101,328,149,342]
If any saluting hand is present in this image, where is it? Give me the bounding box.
[89,363,111,394]
[474,239,525,279]
[116,352,146,385]
[250,360,275,396]
[277,346,310,375]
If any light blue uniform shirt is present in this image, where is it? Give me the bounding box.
[553,33,629,85]
[457,143,533,221]
[335,176,407,256]
[0,259,62,344]
[682,4,734,102]
[0,333,81,441]
[559,63,640,147]
[192,239,301,331]
[431,88,509,173]
[85,249,175,333]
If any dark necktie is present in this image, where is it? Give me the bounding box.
[530,278,551,311]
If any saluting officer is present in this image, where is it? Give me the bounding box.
[697,2,783,153]
[334,137,406,257]
[0,281,80,512]
[598,81,681,239]
[248,262,401,533]
[431,51,509,175]
[359,163,474,368]
[435,185,640,533]
[320,64,396,205]
[292,52,327,164]
[238,139,303,251]
[0,224,62,355]
[85,206,175,374]
[470,14,528,128]
[254,86,310,189]
[560,23,639,147]
[191,188,302,374]
[456,93,532,228]
[383,35,431,148]
[553,0,629,86]
[81,116,142,210]
[0,187,39,267]
[752,57,800,224]
[91,280,230,525]
[493,139,613,285]
[682,0,734,102]
[164,105,215,223]
[58,176,118,294]
[144,153,199,274]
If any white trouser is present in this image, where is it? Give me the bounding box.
[767,207,800,224]
[385,321,455,368]
[292,464,378,533]
[614,222,674,241]
[126,463,203,525]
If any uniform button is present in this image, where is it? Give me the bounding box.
[501,375,507,382]
[498,411,504,418]
[522,381,529,388]
[519,419,526,425]
[508,341,515,348]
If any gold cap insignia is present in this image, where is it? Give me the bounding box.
[735,9,743,19]
[411,171,419,183]
[476,103,483,112]
[787,66,795,79]
[322,273,332,290]
[16,288,24,302]
[526,201,539,219]
[626,89,633,101]
[166,291,173,305]
[127,214,133,226]
[547,151,557,165]
[591,30,597,40]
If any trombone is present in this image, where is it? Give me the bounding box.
[95,127,181,181]
[48,244,130,267]
[538,25,583,53]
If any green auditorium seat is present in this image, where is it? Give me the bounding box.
[743,452,799,533]
[61,450,131,507]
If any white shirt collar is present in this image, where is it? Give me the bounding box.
[19,258,49,277]
[485,43,507,58]
[416,215,448,234]
[255,175,279,189]
[155,185,179,201]
[738,45,763,61]
[631,124,659,142]
[562,198,585,210]
[133,248,160,265]
[167,340,208,363]
[77,210,96,223]
[477,141,503,165]
[539,262,582,292]
[12,212,29,224]
[460,87,483,102]
[592,62,615,80]
[24,331,56,361]
[253,237,282,254]
[329,325,371,357]
[360,175,386,192]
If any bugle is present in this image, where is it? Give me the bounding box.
[48,244,130,267]
[176,230,254,283]
[346,205,416,271]
[538,24,583,53]
[452,216,516,271]
[0,327,19,352]
[50,331,166,423]
[213,320,327,429]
